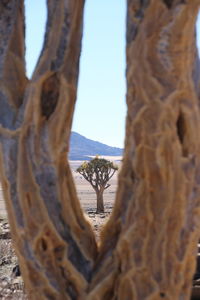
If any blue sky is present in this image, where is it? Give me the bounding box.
[25,1,200,148]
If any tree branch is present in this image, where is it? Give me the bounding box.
[0,0,27,130]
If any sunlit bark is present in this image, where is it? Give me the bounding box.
[98,1,200,299]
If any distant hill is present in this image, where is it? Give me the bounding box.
[69,132,123,160]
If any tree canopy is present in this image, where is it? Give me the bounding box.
[77,157,118,190]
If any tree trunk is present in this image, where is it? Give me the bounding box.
[95,1,200,299]
[96,190,104,213]
[0,1,200,300]
[0,1,98,299]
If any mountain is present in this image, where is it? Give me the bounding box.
[69,132,123,160]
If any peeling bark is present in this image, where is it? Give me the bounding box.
[0,0,200,299]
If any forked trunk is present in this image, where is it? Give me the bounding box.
[96,190,104,213]
[0,1,200,300]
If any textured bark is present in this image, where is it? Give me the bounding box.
[0,0,200,299]
[97,1,200,299]
[0,1,97,299]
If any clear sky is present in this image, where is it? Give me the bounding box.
[25,1,200,148]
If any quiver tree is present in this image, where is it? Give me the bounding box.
[0,0,200,299]
[77,157,118,213]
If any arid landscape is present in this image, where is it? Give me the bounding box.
[71,157,121,240]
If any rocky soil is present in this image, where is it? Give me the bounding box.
[0,216,27,299]
[0,209,112,299]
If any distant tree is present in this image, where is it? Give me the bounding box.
[77,157,118,213]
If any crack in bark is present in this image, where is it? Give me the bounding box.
[162,0,174,8]
[176,112,185,145]
[127,0,150,44]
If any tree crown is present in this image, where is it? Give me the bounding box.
[76,156,118,190]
